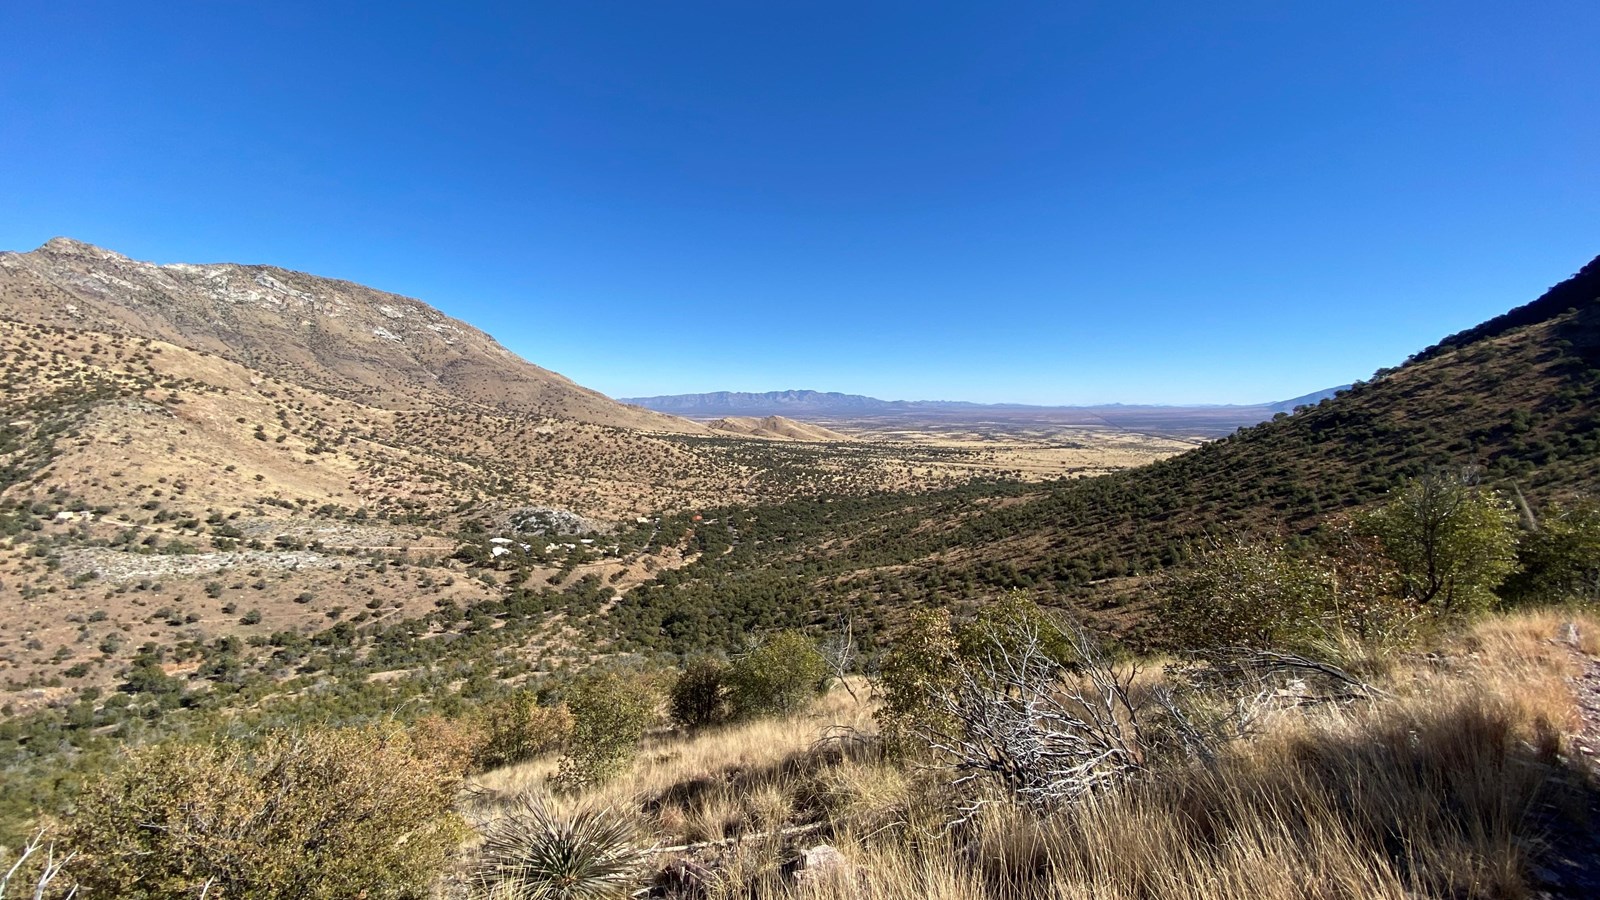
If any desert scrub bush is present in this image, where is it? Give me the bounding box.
[725,630,830,720]
[875,607,962,755]
[669,655,729,729]
[1160,537,1329,649]
[411,712,488,775]
[477,693,575,771]
[1309,516,1424,654]
[958,591,1082,665]
[64,725,466,899]
[471,796,648,900]
[555,673,659,789]
[913,611,1149,813]
[0,831,76,899]
[876,595,1080,755]
[1503,498,1600,606]
[793,614,1588,900]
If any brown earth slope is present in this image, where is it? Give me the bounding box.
[0,237,702,432]
[704,415,852,441]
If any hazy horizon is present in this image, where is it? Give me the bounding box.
[615,385,1344,409]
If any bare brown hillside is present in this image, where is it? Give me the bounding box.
[0,237,703,432]
[0,316,1169,695]
[705,415,851,441]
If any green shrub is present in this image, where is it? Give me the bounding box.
[874,608,962,755]
[476,693,574,770]
[724,630,830,720]
[470,796,648,900]
[875,594,1087,755]
[961,591,1081,666]
[1503,499,1600,605]
[668,656,729,729]
[65,726,466,899]
[1160,538,1332,649]
[1313,517,1423,649]
[1357,471,1519,614]
[555,674,658,789]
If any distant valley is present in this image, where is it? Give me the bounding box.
[624,386,1349,439]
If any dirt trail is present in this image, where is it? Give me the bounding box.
[1528,624,1600,899]
[1569,638,1600,760]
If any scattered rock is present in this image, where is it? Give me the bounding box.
[784,844,852,886]
[506,507,602,536]
[1561,621,1582,647]
[659,856,716,896]
[59,547,341,582]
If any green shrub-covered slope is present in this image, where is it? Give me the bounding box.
[609,254,1600,651]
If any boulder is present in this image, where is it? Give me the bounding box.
[785,844,852,886]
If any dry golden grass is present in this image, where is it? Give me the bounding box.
[462,612,1600,899]
[472,679,877,828]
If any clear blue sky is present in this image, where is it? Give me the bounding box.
[3,2,1596,404]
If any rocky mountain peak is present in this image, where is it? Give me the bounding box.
[0,239,705,433]
[38,236,124,260]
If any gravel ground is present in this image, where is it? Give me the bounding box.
[58,547,342,582]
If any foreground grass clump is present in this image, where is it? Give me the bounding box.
[470,609,1596,900]
[832,611,1594,900]
[64,725,466,899]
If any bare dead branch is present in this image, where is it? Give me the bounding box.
[912,613,1146,816]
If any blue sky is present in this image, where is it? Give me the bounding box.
[3,2,1596,404]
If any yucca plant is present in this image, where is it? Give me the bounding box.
[473,796,650,900]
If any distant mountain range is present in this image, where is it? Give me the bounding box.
[622,386,1349,421]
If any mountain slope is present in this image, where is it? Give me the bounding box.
[0,238,701,432]
[1268,385,1350,414]
[606,253,1600,651]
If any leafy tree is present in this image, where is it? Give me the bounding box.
[874,608,962,755]
[725,630,830,719]
[1161,538,1329,649]
[668,656,729,729]
[120,661,183,697]
[1314,516,1421,647]
[1358,471,1519,613]
[876,594,1079,753]
[961,591,1081,666]
[476,692,573,770]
